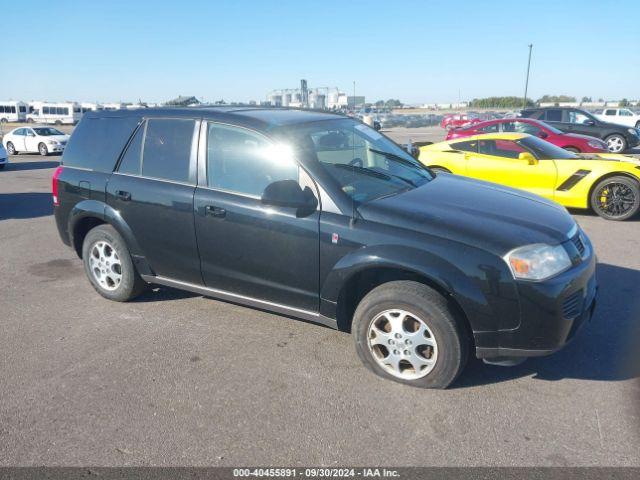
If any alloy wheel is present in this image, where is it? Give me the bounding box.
[367,309,438,380]
[594,182,636,219]
[606,136,625,153]
[89,240,122,291]
[6,143,15,155]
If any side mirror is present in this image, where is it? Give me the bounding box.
[519,152,538,165]
[261,179,318,216]
[538,131,548,139]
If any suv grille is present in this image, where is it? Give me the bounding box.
[562,290,583,319]
[571,232,586,257]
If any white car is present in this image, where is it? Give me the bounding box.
[594,108,640,129]
[2,126,70,156]
[0,143,8,169]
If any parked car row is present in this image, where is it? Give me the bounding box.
[446,107,640,153]
[446,118,609,153]
[418,131,640,220]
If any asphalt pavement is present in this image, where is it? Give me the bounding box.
[0,128,638,467]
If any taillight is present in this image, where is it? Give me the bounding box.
[52,166,63,206]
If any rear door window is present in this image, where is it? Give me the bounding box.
[545,109,563,122]
[141,118,196,183]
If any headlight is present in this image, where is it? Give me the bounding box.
[628,128,638,136]
[588,140,605,149]
[47,140,59,145]
[503,243,571,281]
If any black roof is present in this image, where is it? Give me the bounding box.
[84,107,345,132]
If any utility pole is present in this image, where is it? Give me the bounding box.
[523,44,533,109]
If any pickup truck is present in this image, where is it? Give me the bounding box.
[594,108,640,128]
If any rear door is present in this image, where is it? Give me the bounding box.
[465,138,557,199]
[12,129,27,150]
[193,121,320,312]
[106,117,202,284]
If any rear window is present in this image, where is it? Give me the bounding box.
[62,116,141,171]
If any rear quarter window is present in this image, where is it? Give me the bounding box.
[62,116,141,171]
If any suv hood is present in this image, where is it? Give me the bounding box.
[357,174,576,256]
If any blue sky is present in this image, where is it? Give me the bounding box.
[3,0,639,104]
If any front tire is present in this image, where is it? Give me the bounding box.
[38,143,48,156]
[590,176,640,221]
[82,224,147,302]
[6,142,16,155]
[605,134,627,153]
[353,281,468,389]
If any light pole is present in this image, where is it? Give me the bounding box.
[523,44,533,109]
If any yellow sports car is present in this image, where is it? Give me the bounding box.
[419,132,640,220]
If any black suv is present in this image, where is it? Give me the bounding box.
[520,106,639,153]
[53,108,597,389]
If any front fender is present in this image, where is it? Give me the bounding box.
[320,244,519,336]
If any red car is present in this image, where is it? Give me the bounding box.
[446,118,608,153]
[440,113,481,130]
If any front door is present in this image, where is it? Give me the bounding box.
[562,109,601,138]
[194,122,320,312]
[465,138,557,200]
[106,117,202,284]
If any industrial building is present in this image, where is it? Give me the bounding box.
[267,80,364,110]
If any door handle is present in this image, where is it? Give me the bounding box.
[204,205,226,218]
[116,190,131,201]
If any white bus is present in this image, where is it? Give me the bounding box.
[80,102,104,114]
[0,101,28,123]
[26,102,82,125]
[102,102,124,111]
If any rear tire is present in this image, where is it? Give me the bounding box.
[0,118,7,124]
[82,224,147,302]
[590,175,640,221]
[38,143,48,156]
[55,120,62,126]
[6,142,16,155]
[352,281,469,389]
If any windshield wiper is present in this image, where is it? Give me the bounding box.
[334,164,417,187]
[368,148,420,168]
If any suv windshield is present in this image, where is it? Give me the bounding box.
[281,119,432,204]
[517,135,578,160]
[34,128,64,136]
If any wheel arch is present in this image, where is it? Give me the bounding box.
[68,200,145,260]
[587,171,640,209]
[322,246,484,343]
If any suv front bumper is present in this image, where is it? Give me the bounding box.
[477,250,597,359]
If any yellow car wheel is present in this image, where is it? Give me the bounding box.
[590,176,640,221]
